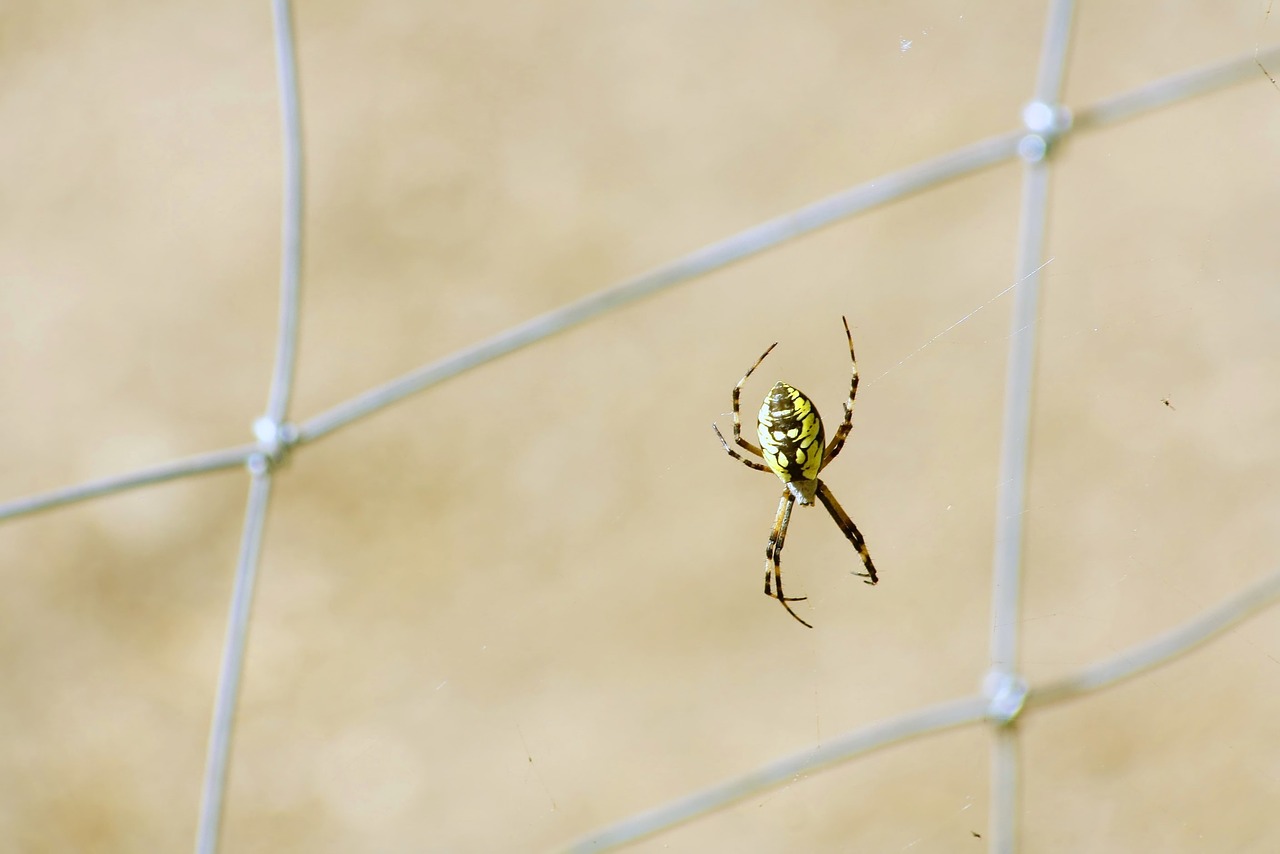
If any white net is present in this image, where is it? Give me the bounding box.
[3,2,1279,851]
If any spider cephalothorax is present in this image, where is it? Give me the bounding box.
[713,317,878,628]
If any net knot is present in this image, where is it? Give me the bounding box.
[1018,100,1073,162]
[983,669,1029,725]
[249,417,299,474]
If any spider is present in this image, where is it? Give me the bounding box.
[713,316,878,628]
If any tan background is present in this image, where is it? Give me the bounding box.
[3,2,1279,851]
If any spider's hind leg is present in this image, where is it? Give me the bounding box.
[713,423,770,472]
[821,316,859,468]
[764,491,812,628]
[731,342,778,456]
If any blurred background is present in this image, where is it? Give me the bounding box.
[2,2,1279,851]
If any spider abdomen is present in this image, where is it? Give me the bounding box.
[757,381,825,503]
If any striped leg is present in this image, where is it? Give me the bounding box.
[731,342,778,457]
[764,491,811,628]
[821,316,859,467]
[713,423,769,471]
[815,480,877,584]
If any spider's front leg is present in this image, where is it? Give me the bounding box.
[815,480,877,584]
[764,491,812,628]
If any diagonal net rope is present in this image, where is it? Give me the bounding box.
[1,2,1278,851]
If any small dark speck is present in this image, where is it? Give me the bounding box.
[1161,397,1176,410]
[972,831,982,838]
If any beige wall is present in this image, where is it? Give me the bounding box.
[2,2,1278,851]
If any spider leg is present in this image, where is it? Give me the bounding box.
[820,316,858,469]
[815,480,877,584]
[764,490,812,628]
[713,423,770,471]
[731,342,778,457]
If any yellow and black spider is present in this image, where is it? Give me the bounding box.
[713,316,878,628]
